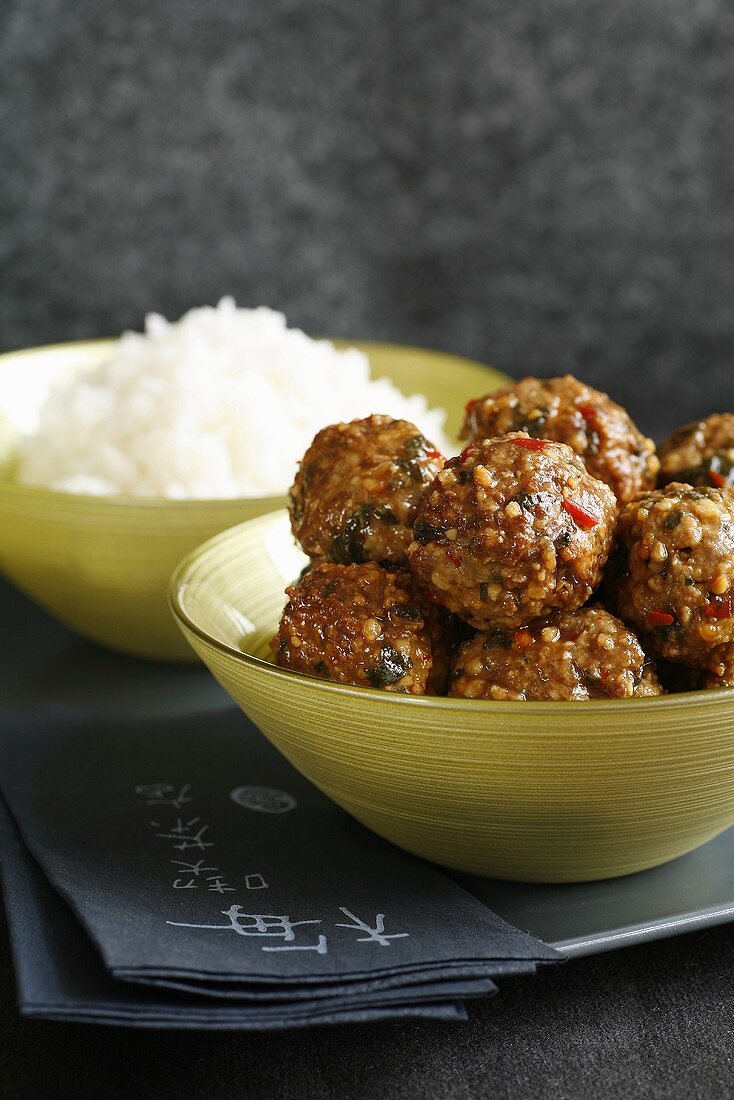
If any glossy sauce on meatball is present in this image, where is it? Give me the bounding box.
[701,644,734,689]
[613,484,734,666]
[289,415,444,566]
[461,375,658,504]
[657,413,734,490]
[407,434,617,630]
[272,561,446,694]
[449,606,661,701]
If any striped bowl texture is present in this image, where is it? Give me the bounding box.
[0,339,505,660]
[170,511,734,882]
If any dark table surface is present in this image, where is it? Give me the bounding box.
[2,578,734,1100]
[2,904,733,1100]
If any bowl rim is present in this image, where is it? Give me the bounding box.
[168,513,734,715]
[0,336,506,511]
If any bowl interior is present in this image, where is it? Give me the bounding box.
[177,510,307,662]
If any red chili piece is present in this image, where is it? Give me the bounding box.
[424,448,442,460]
[446,549,462,568]
[648,610,675,627]
[514,630,534,648]
[710,469,726,488]
[511,437,547,451]
[562,498,599,529]
[705,595,733,619]
[577,403,598,422]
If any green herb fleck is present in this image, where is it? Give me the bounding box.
[371,504,398,524]
[413,520,448,545]
[404,433,428,458]
[395,434,429,483]
[367,645,412,688]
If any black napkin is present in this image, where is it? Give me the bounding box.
[0,707,559,1027]
[0,800,473,1027]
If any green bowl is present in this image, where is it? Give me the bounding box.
[170,510,734,882]
[0,338,506,660]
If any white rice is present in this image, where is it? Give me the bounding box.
[17,299,450,499]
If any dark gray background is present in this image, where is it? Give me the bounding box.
[2,3,734,1097]
[1,0,732,437]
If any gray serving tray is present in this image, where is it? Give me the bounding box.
[4,578,733,959]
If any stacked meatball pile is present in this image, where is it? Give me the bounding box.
[272,389,734,700]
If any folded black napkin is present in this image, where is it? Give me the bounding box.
[0,801,473,1027]
[0,707,560,1028]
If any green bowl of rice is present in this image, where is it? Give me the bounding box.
[0,301,508,660]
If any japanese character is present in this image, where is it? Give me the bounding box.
[135,783,193,809]
[244,874,268,890]
[167,906,320,944]
[170,859,218,878]
[206,875,235,894]
[335,907,409,946]
[156,817,213,852]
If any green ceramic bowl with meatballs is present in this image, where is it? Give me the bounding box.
[169,507,734,884]
[171,387,734,883]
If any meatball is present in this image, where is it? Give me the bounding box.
[289,415,444,566]
[613,483,734,666]
[272,561,447,694]
[406,434,617,630]
[700,644,734,690]
[421,605,464,696]
[461,375,658,504]
[657,413,734,490]
[449,606,661,701]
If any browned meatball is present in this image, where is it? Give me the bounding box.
[613,484,734,666]
[420,606,464,696]
[272,561,447,694]
[449,606,661,701]
[700,644,734,689]
[289,416,444,566]
[407,434,617,630]
[461,375,658,504]
[657,413,734,490]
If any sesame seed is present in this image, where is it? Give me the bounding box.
[362,618,383,641]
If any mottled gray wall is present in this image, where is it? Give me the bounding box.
[1,0,732,436]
